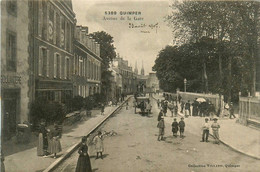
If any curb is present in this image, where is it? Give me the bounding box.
[152,94,260,161]
[43,96,132,172]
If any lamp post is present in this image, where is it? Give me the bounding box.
[184,78,187,92]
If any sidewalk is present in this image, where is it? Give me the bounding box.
[153,94,260,160]
[4,104,123,172]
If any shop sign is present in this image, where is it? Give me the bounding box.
[1,75,21,85]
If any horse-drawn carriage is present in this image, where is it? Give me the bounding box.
[134,96,152,115]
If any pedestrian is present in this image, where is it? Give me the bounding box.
[178,95,182,104]
[224,102,229,117]
[48,123,62,158]
[185,100,191,117]
[200,118,210,142]
[101,104,105,115]
[37,120,48,157]
[158,109,164,121]
[93,131,104,159]
[163,101,168,116]
[157,117,165,141]
[174,105,178,116]
[229,102,236,119]
[192,99,199,116]
[181,101,185,113]
[171,118,179,137]
[157,99,160,108]
[126,101,129,110]
[75,136,92,172]
[147,102,152,114]
[179,117,185,138]
[211,117,220,144]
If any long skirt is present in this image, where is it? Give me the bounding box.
[49,138,62,154]
[37,133,44,156]
[75,155,92,172]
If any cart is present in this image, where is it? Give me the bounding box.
[135,96,150,116]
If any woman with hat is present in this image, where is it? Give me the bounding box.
[37,120,48,157]
[211,117,220,144]
[75,136,92,172]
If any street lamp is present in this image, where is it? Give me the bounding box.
[184,78,187,92]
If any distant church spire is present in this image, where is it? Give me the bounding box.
[134,61,138,74]
[141,60,145,76]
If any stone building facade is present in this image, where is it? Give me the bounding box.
[29,0,76,104]
[1,0,30,138]
[112,56,136,94]
[73,26,102,97]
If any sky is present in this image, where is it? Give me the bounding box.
[72,0,173,74]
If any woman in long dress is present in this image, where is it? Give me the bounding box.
[75,136,92,172]
[37,122,48,157]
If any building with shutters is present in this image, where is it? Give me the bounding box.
[1,0,31,139]
[73,26,102,97]
[112,55,137,95]
[29,0,76,104]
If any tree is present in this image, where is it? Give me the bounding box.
[89,31,117,100]
[165,0,260,101]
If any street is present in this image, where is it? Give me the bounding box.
[54,97,260,172]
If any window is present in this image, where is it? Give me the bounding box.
[66,22,71,51]
[79,57,83,76]
[65,57,70,79]
[87,59,90,79]
[7,0,17,16]
[48,6,54,42]
[56,13,60,45]
[42,1,47,39]
[38,47,49,76]
[6,31,17,72]
[54,53,61,78]
[60,16,65,48]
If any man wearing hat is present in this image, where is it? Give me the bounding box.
[157,116,165,141]
[157,109,164,121]
[179,117,185,138]
[211,117,220,144]
[201,118,210,142]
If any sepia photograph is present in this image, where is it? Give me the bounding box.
[1,0,260,171]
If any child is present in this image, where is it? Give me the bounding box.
[93,131,104,159]
[75,136,92,172]
[101,104,105,115]
[126,102,129,110]
[157,117,165,141]
[172,118,179,137]
[201,118,210,142]
[179,117,185,138]
[211,117,220,144]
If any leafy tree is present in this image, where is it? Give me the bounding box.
[89,31,117,100]
[165,0,260,102]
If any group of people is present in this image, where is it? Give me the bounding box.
[37,121,62,159]
[157,110,186,141]
[201,117,221,144]
[76,131,105,172]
